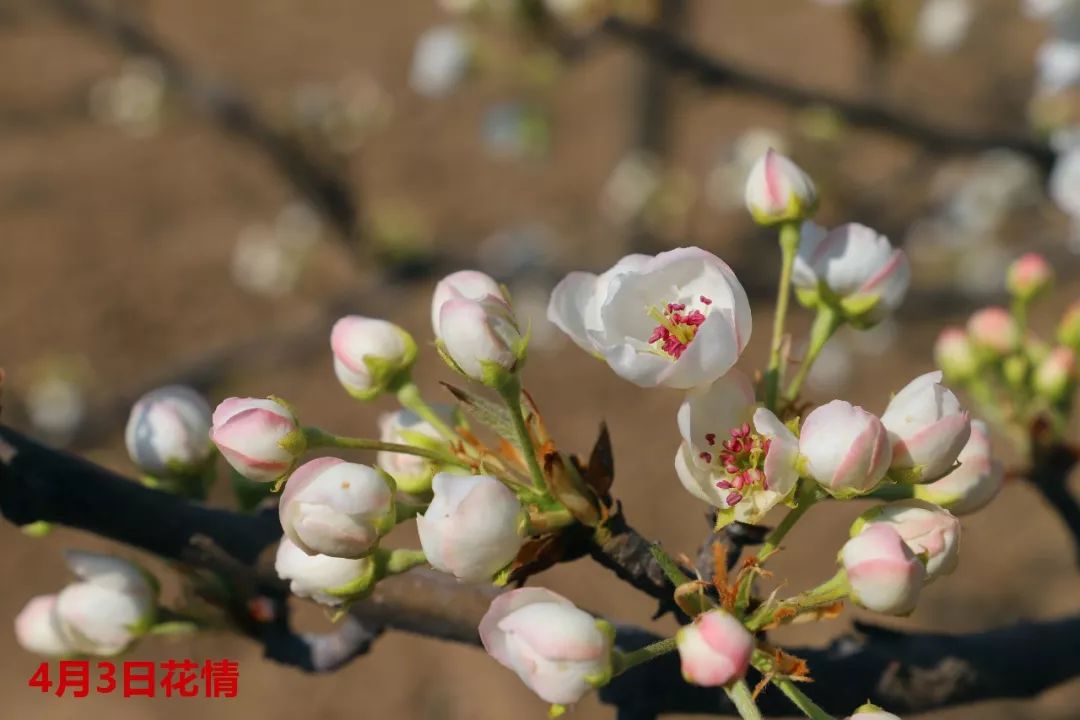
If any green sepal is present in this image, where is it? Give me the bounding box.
[714,507,737,531]
[548,705,567,718]
[20,520,53,538]
[584,619,615,689]
[794,285,820,310]
[748,192,818,226]
[839,292,882,327]
[344,330,418,402]
[148,620,201,636]
[324,556,380,601]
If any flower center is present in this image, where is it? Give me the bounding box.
[697,423,771,508]
[647,296,712,359]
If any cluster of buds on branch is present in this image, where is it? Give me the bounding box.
[13,149,1078,720]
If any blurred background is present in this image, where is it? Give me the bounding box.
[2,0,1080,717]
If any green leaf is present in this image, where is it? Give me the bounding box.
[440,382,518,446]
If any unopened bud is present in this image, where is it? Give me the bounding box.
[934,327,978,382]
[967,307,1020,356]
[1006,253,1053,302]
[1057,301,1080,350]
[1034,346,1077,404]
[744,149,818,225]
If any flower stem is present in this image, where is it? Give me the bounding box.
[784,304,842,404]
[496,377,548,491]
[735,483,817,615]
[764,221,801,411]
[394,499,428,523]
[612,636,678,676]
[304,427,467,468]
[382,548,428,576]
[395,380,457,440]
[724,679,765,720]
[752,650,836,720]
[745,569,849,632]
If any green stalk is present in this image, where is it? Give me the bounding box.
[395,380,457,440]
[612,636,678,676]
[735,485,817,615]
[382,548,428,576]
[724,679,765,720]
[764,221,801,411]
[745,569,849,632]
[304,428,467,468]
[752,649,835,719]
[784,304,842,403]
[496,377,547,491]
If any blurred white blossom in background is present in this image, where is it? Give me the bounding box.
[230,204,323,298]
[916,0,974,54]
[88,58,166,138]
[410,25,472,98]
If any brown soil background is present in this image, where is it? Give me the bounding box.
[2,0,1080,718]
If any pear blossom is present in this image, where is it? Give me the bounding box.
[437,296,525,384]
[1034,346,1077,402]
[793,222,910,325]
[966,307,1020,355]
[918,420,1003,515]
[409,25,470,98]
[548,247,752,389]
[417,473,524,582]
[479,587,613,705]
[1058,300,1080,348]
[673,370,799,523]
[841,524,925,615]
[676,609,754,687]
[124,385,212,476]
[279,458,396,559]
[431,270,505,333]
[14,595,72,656]
[210,397,303,483]
[274,537,374,606]
[1051,147,1080,219]
[1006,253,1053,300]
[856,500,960,581]
[847,703,903,720]
[800,400,891,497]
[330,316,416,400]
[934,327,979,382]
[743,149,818,225]
[51,551,157,656]
[377,406,456,494]
[480,588,612,704]
[880,371,971,483]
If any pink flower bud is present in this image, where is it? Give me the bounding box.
[676,609,753,686]
[880,371,970,483]
[210,397,302,483]
[14,595,72,656]
[437,297,525,384]
[330,316,416,400]
[417,473,524,582]
[125,385,212,477]
[856,500,960,581]
[847,703,902,720]
[274,537,374,606]
[800,400,892,497]
[377,406,456,494]
[744,149,818,225]
[431,269,504,334]
[967,307,1020,355]
[841,524,925,615]
[934,327,978,382]
[1007,252,1053,300]
[793,223,910,324]
[1034,346,1077,403]
[279,458,396,559]
[919,420,1003,515]
[479,587,613,705]
[1057,301,1080,349]
[51,552,157,656]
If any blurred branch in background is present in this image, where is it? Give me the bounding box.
[46,0,363,257]
[3,424,1080,718]
[587,14,1056,173]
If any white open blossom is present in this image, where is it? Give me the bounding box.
[548,247,752,389]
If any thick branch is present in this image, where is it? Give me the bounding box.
[4,424,1080,716]
[597,17,1056,173]
[46,0,361,249]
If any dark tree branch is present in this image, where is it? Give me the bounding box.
[595,16,1056,173]
[4,424,1080,715]
[45,0,362,252]
[1027,423,1080,566]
